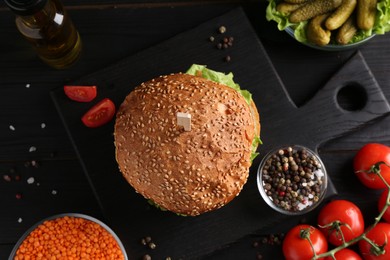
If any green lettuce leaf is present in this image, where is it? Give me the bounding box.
[251,136,263,162]
[185,64,261,161]
[376,0,390,34]
[186,64,252,106]
[265,0,295,30]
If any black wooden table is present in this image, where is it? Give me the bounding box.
[1,0,390,259]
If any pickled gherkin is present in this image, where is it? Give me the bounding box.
[357,0,377,30]
[306,14,331,46]
[325,0,357,30]
[289,0,343,23]
[336,15,359,44]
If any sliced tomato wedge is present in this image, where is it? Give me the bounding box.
[64,85,97,102]
[82,98,116,128]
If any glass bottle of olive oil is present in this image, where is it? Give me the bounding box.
[4,0,82,69]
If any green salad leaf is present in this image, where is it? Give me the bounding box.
[185,64,262,161]
[265,0,295,30]
[186,64,252,106]
[251,136,262,162]
[376,0,390,34]
[266,0,390,45]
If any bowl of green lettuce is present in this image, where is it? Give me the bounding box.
[266,0,390,50]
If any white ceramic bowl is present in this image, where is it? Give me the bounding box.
[257,145,328,215]
[9,213,128,260]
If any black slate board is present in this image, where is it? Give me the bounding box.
[51,7,390,259]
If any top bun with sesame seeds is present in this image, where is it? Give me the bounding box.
[114,65,261,216]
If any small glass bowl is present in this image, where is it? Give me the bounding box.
[9,213,128,260]
[285,27,375,51]
[257,145,328,215]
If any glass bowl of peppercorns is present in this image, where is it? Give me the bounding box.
[257,145,328,215]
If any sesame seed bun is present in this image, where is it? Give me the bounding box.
[114,73,260,216]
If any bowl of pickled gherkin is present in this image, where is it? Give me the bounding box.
[257,145,328,215]
[266,0,390,50]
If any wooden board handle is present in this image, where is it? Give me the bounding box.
[300,51,390,150]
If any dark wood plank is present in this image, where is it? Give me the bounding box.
[0,159,102,244]
[50,7,389,259]
[0,0,390,259]
[0,4,236,161]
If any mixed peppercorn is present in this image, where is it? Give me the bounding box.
[260,146,326,213]
[208,25,234,62]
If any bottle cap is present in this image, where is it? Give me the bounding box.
[4,0,48,15]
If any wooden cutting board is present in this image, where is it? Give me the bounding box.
[51,7,390,259]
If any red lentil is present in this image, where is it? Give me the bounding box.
[14,216,125,260]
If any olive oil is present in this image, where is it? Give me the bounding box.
[5,0,82,69]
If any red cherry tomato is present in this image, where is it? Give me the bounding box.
[283,224,328,260]
[64,85,97,102]
[353,143,390,189]
[81,98,116,128]
[378,190,390,223]
[325,248,362,260]
[359,222,390,260]
[318,200,364,246]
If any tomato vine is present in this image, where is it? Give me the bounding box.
[310,161,390,259]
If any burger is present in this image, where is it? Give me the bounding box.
[114,64,261,216]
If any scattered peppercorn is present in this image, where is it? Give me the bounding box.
[218,25,226,34]
[210,26,235,62]
[145,236,152,243]
[216,36,234,50]
[148,242,157,250]
[3,174,11,182]
[260,146,326,212]
[15,193,22,199]
[27,177,35,184]
[142,254,152,260]
[252,233,284,260]
[30,160,39,168]
[140,235,158,253]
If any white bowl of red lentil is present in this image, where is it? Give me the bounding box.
[9,213,128,260]
[257,145,328,215]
